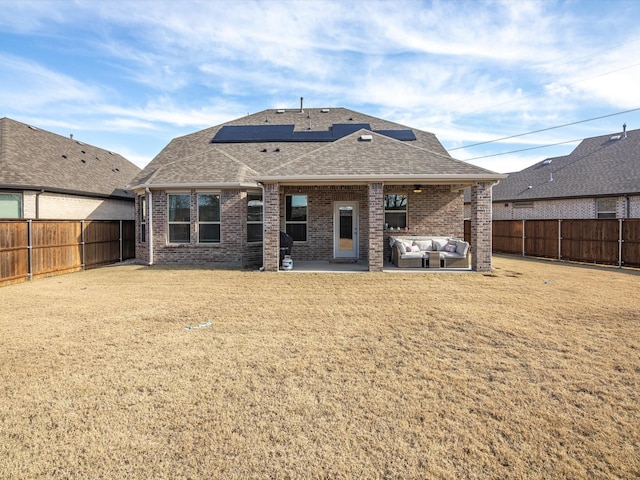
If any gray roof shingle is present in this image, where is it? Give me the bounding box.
[493,127,640,201]
[0,117,140,199]
[131,107,502,188]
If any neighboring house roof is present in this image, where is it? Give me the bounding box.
[492,126,640,202]
[0,117,140,199]
[130,107,503,190]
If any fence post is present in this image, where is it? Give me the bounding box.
[522,219,526,257]
[558,219,562,260]
[619,218,623,268]
[81,220,85,271]
[27,220,33,282]
[119,220,123,262]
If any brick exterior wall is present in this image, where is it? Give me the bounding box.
[382,185,465,261]
[136,184,475,270]
[470,182,493,272]
[263,183,280,272]
[138,189,263,268]
[368,183,384,271]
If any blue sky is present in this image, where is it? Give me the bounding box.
[1,0,640,173]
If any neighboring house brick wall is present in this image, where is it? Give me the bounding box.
[22,190,134,220]
[488,196,640,220]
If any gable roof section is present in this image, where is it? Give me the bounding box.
[131,107,503,190]
[0,118,140,199]
[493,127,640,202]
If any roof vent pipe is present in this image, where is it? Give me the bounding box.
[623,123,627,138]
[300,96,304,113]
[70,134,73,140]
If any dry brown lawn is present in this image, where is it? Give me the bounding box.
[1,256,639,479]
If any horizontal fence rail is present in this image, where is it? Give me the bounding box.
[464,219,640,268]
[0,220,135,286]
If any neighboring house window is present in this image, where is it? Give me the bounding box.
[0,192,22,218]
[513,201,534,209]
[596,198,617,219]
[286,194,307,241]
[168,194,191,243]
[139,195,146,243]
[384,194,407,229]
[247,193,263,243]
[198,193,221,243]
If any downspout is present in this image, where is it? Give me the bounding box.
[258,182,265,271]
[145,188,154,266]
[35,188,45,219]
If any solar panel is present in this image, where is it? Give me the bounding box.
[212,125,294,143]
[331,123,371,139]
[374,129,417,141]
[211,123,416,143]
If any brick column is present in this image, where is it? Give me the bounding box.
[368,182,384,272]
[263,183,280,272]
[471,182,494,272]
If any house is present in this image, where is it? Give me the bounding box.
[128,105,505,272]
[480,125,640,220]
[0,117,140,220]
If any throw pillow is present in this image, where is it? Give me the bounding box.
[413,240,432,251]
[393,240,406,254]
[444,243,457,253]
[455,240,469,257]
[433,239,447,251]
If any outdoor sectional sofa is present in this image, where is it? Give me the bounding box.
[389,235,470,269]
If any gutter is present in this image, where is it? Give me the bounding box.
[254,173,507,185]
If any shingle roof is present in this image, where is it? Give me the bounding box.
[493,127,640,202]
[131,107,502,189]
[0,117,140,199]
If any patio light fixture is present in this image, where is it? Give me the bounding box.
[413,184,422,193]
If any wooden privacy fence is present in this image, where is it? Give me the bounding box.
[474,219,640,268]
[0,220,135,286]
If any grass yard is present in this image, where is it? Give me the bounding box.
[1,256,639,479]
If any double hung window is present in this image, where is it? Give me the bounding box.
[285,194,307,241]
[247,193,263,243]
[384,194,407,229]
[0,192,22,218]
[139,195,146,243]
[198,194,221,243]
[168,194,191,243]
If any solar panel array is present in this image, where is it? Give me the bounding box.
[211,123,416,143]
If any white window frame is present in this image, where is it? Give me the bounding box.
[596,197,617,219]
[0,192,23,219]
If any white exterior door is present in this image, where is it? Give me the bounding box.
[334,201,358,258]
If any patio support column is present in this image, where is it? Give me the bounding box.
[368,182,384,272]
[263,182,280,272]
[471,181,494,272]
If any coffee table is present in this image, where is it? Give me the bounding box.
[428,251,444,269]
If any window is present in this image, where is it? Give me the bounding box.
[596,197,617,219]
[247,193,263,243]
[139,195,146,243]
[384,194,407,229]
[198,194,221,243]
[168,194,191,243]
[0,192,22,218]
[285,194,307,241]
